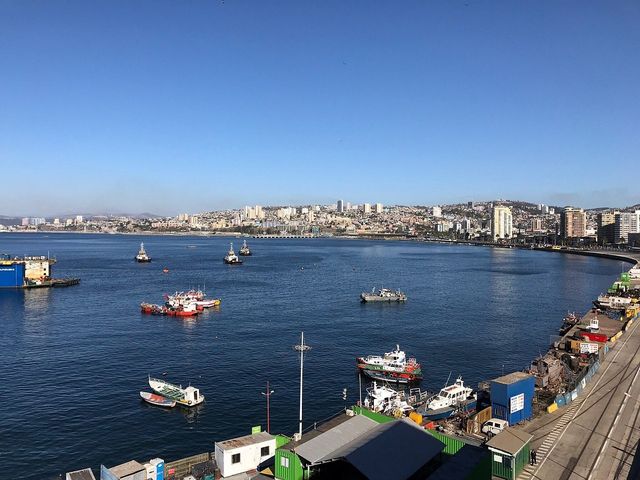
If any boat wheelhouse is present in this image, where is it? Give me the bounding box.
[148,376,204,407]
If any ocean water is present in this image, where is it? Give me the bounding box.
[0,233,628,478]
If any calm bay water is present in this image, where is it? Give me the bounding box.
[0,233,629,478]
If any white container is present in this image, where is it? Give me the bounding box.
[144,463,156,480]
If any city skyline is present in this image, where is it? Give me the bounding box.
[2,2,639,215]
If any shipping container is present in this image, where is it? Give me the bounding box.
[580,332,608,343]
[490,372,535,425]
[0,263,24,288]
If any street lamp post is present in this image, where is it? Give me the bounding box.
[294,331,312,438]
[261,381,274,433]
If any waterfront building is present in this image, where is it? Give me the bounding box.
[559,207,586,239]
[461,218,472,232]
[597,211,618,244]
[214,431,275,478]
[75,215,83,224]
[65,218,74,226]
[374,202,383,214]
[21,217,29,226]
[614,211,640,243]
[337,199,344,213]
[276,414,445,480]
[491,205,513,240]
[432,206,442,218]
[53,218,60,225]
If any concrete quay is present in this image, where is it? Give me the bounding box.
[520,317,640,480]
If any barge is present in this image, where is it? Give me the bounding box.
[0,254,80,289]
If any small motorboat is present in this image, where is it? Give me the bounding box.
[140,391,176,408]
[162,267,169,273]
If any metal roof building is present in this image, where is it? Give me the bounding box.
[282,415,445,479]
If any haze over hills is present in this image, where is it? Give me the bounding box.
[2,202,640,222]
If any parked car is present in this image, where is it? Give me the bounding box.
[482,418,509,436]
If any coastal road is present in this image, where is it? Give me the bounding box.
[522,318,640,480]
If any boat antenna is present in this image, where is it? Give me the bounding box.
[294,332,312,437]
[444,371,451,388]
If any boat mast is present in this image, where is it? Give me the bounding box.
[294,331,311,437]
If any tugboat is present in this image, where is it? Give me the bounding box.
[360,287,407,303]
[356,345,423,383]
[223,242,243,265]
[135,242,151,262]
[418,376,477,420]
[239,240,252,256]
[148,376,204,407]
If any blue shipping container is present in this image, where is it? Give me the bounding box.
[0,263,24,288]
[490,372,535,425]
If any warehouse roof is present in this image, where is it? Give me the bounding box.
[217,432,274,451]
[492,371,533,385]
[294,415,378,464]
[324,419,445,480]
[486,428,533,456]
[66,469,96,480]
[108,460,146,477]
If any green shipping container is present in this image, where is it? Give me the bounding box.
[274,450,307,480]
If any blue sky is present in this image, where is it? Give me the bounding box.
[1,1,638,216]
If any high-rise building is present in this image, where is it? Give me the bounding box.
[461,218,472,232]
[597,211,617,244]
[75,215,84,224]
[530,218,543,232]
[491,206,513,240]
[362,203,371,214]
[432,206,442,218]
[614,211,640,243]
[559,207,586,239]
[336,200,344,213]
[21,217,29,226]
[374,203,383,214]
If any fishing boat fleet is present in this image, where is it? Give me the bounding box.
[141,289,221,317]
[356,345,477,421]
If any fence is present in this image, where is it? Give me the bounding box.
[165,452,214,480]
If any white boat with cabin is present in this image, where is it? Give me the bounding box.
[148,376,204,407]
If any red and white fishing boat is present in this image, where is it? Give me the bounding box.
[140,391,176,408]
[356,345,423,384]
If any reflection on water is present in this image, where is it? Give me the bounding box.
[140,398,206,424]
[23,288,52,316]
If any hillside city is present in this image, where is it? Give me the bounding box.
[4,200,640,247]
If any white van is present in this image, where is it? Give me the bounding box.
[482,418,509,436]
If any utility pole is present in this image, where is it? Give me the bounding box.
[294,331,311,438]
[261,381,274,433]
